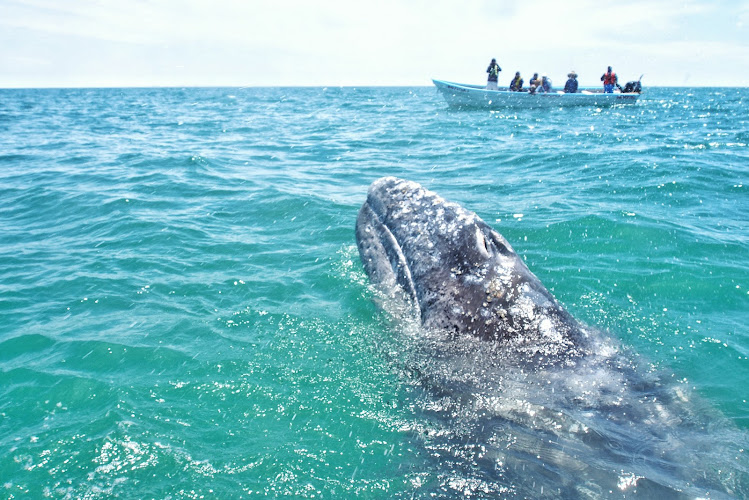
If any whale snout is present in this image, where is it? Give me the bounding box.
[356,177,588,356]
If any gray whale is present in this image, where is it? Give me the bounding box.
[356,176,589,364]
[355,177,747,498]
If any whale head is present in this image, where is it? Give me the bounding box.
[356,177,588,360]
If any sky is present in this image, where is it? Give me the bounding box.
[1,0,748,88]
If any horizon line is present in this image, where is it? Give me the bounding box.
[1,84,746,91]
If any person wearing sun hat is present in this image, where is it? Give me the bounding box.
[564,71,578,93]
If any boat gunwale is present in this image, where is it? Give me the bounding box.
[432,78,640,97]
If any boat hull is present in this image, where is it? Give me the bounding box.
[433,79,639,109]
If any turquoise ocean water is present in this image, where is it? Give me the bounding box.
[1,86,747,498]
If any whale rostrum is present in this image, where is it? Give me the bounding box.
[356,176,588,362]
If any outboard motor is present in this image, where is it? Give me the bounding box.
[622,75,643,94]
[622,80,642,93]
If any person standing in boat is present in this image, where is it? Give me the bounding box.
[486,58,501,90]
[509,72,524,91]
[564,71,578,93]
[601,66,617,93]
